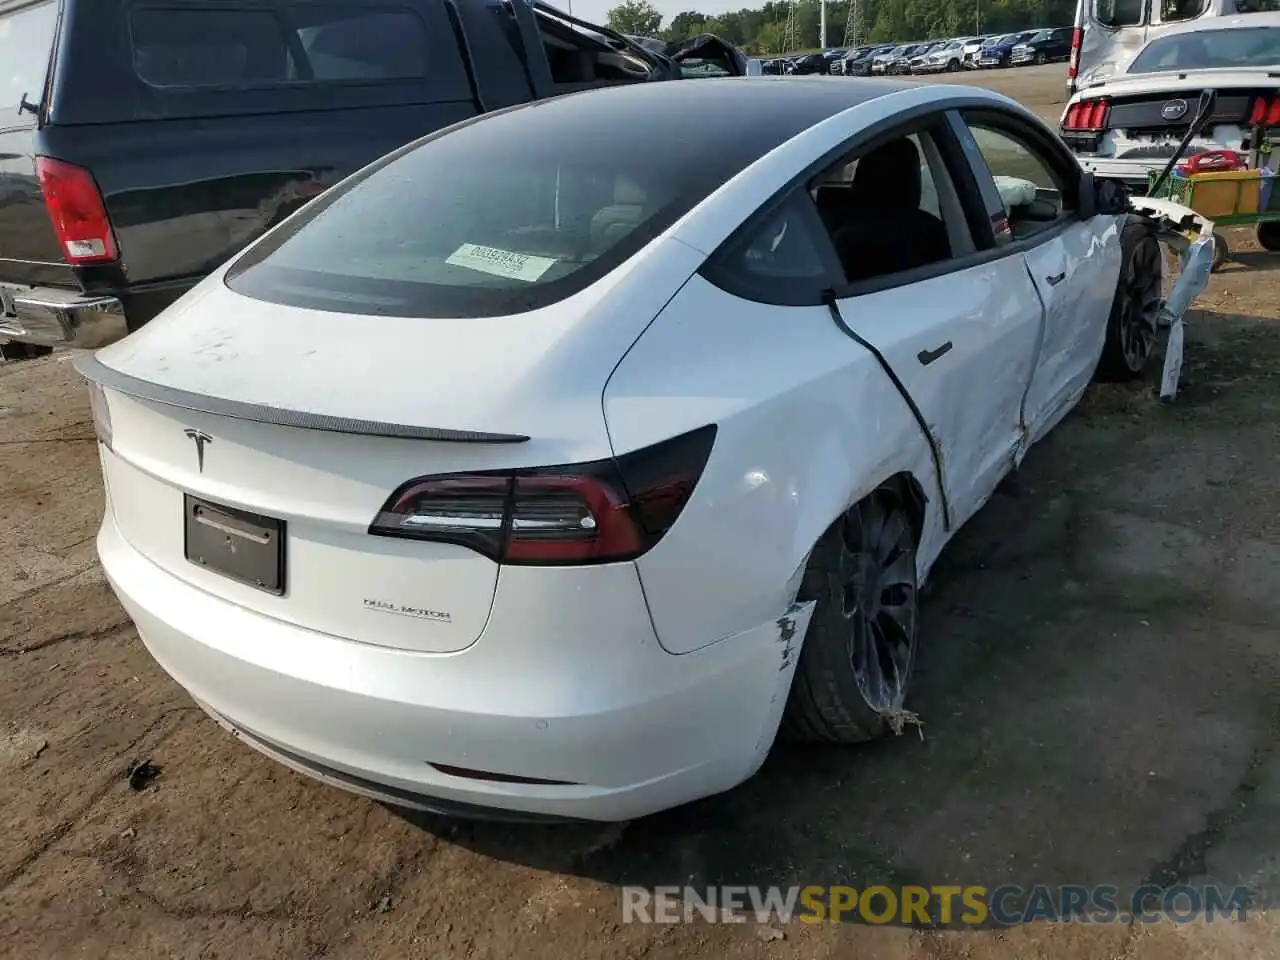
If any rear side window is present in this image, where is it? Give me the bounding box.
[0,0,58,119]
[129,3,429,89]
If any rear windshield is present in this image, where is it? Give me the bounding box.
[1128,26,1280,72]
[226,90,773,318]
[0,0,58,117]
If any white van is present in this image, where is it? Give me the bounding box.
[1069,0,1280,91]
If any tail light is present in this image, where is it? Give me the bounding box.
[369,425,717,565]
[36,157,119,265]
[1248,94,1280,128]
[1067,27,1081,80]
[1063,97,1110,132]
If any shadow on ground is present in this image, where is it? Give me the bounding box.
[393,311,1280,920]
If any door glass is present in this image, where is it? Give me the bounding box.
[1093,0,1146,27]
[808,130,975,285]
[1159,0,1210,21]
[964,124,1070,240]
[0,0,57,116]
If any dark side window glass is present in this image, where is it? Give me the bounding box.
[225,93,776,318]
[0,0,58,117]
[1093,0,1146,27]
[129,3,430,89]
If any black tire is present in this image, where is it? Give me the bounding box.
[783,484,919,743]
[1256,220,1280,252]
[1096,216,1163,382]
[1211,232,1230,272]
[1035,51,1048,65]
[0,342,53,362]
[946,59,960,72]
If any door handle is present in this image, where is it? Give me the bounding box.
[917,342,953,366]
[1046,271,1066,286]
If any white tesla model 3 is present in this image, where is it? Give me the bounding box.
[81,78,1162,822]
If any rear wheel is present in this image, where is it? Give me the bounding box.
[0,342,53,362]
[1257,220,1280,252]
[1211,232,1230,271]
[1096,216,1163,382]
[783,485,919,743]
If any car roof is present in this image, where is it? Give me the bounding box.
[508,79,917,159]
[1137,9,1280,38]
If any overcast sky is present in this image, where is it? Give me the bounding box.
[556,0,748,29]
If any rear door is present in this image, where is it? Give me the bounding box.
[0,0,71,289]
[951,109,1122,448]
[819,117,1046,529]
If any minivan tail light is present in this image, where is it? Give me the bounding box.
[36,157,119,265]
[369,425,717,565]
[1067,27,1081,80]
[1249,94,1280,127]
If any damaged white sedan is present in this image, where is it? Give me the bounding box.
[81,78,1198,823]
[1060,12,1280,198]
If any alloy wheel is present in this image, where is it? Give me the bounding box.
[1117,232,1163,371]
[835,495,917,712]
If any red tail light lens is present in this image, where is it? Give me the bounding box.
[1248,95,1280,127]
[369,425,717,565]
[1063,98,1109,132]
[36,158,119,265]
[1067,27,1081,80]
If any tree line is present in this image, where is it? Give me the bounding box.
[604,0,1078,55]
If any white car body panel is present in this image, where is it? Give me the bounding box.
[83,81,1138,820]
[1019,217,1123,445]
[603,276,948,655]
[831,260,1042,530]
[102,507,815,821]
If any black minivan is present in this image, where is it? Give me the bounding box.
[0,0,692,358]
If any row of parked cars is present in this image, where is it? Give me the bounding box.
[764,26,1074,77]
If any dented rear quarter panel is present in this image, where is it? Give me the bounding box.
[602,274,945,656]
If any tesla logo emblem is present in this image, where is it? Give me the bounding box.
[1161,99,1189,121]
[183,428,213,472]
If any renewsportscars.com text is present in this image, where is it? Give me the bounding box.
[621,884,1251,926]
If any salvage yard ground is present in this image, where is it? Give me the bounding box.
[2,65,1279,959]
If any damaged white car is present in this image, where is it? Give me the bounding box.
[1060,11,1280,201]
[80,79,1210,823]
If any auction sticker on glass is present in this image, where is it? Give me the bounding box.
[446,244,558,282]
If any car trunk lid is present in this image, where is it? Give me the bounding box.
[82,240,701,653]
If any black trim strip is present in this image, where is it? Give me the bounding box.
[74,354,530,444]
[822,297,952,530]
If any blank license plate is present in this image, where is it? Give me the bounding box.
[184,495,285,595]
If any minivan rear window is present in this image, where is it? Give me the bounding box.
[129,3,429,89]
[0,0,58,118]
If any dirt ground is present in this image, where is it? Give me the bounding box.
[2,65,1279,959]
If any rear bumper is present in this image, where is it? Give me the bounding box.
[0,285,127,348]
[98,508,813,822]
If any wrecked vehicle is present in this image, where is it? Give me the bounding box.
[0,0,715,361]
[79,79,1212,823]
[1061,11,1280,196]
[625,32,749,77]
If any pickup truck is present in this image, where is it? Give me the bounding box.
[0,0,738,359]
